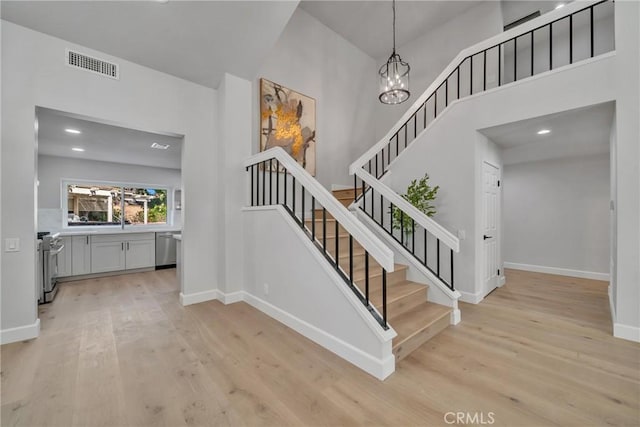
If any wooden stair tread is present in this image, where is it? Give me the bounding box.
[391,302,451,351]
[352,263,407,280]
[369,280,426,309]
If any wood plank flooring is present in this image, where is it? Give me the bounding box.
[1,268,638,426]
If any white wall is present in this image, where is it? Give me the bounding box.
[254,8,378,189]
[612,0,640,341]
[503,153,610,275]
[242,206,394,379]
[387,52,615,303]
[372,1,504,140]
[1,21,217,341]
[37,155,182,230]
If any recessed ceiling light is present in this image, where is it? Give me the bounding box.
[65,128,81,134]
[555,3,565,9]
[151,142,170,150]
[537,129,551,135]
[71,147,85,152]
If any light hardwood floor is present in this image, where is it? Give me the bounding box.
[1,269,638,426]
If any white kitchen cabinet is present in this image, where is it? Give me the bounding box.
[90,233,155,273]
[71,235,91,275]
[57,236,73,277]
[91,240,126,273]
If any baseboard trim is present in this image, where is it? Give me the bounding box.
[218,290,244,304]
[504,262,609,281]
[608,285,616,325]
[613,323,640,343]
[498,275,506,287]
[243,292,395,380]
[180,290,218,306]
[1,318,40,345]
[458,290,484,304]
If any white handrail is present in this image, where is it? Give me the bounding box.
[349,0,603,174]
[354,169,460,253]
[244,147,395,272]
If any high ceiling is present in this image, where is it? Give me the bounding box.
[299,1,479,59]
[0,1,298,89]
[37,108,183,169]
[480,102,614,165]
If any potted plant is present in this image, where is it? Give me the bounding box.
[390,173,439,245]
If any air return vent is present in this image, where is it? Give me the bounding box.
[66,49,119,80]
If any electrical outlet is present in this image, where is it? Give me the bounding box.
[263,283,269,295]
[5,238,20,252]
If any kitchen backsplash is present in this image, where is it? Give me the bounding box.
[38,208,182,232]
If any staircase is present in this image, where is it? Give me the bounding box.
[323,188,452,361]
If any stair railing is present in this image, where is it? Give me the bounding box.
[349,0,614,291]
[244,147,394,329]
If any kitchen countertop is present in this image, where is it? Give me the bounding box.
[49,227,182,237]
[173,234,182,241]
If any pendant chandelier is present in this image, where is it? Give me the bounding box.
[379,0,410,104]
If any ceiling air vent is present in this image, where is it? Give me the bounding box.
[66,49,119,80]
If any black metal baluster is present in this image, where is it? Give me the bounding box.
[311,197,316,240]
[292,176,296,216]
[400,210,404,245]
[387,142,391,165]
[396,133,399,157]
[457,66,461,99]
[334,220,339,270]
[269,159,273,204]
[380,194,384,228]
[255,163,259,206]
[353,175,357,204]
[569,15,573,64]
[322,208,327,253]
[276,161,280,204]
[498,44,502,86]
[301,186,305,227]
[423,102,427,129]
[404,125,408,148]
[365,252,370,305]
[470,55,473,95]
[434,90,437,118]
[424,229,428,266]
[382,269,387,326]
[514,37,518,81]
[483,49,487,91]
[284,168,287,206]
[375,153,379,178]
[437,238,441,277]
[349,235,353,284]
[250,165,254,206]
[414,114,417,138]
[370,187,374,217]
[368,159,372,174]
[262,161,266,205]
[389,202,394,235]
[531,31,534,77]
[381,148,385,171]
[361,178,365,204]
[550,23,553,70]
[590,6,594,57]
[450,248,454,289]
[445,78,449,106]
[411,219,415,254]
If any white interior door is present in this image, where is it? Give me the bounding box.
[482,161,500,296]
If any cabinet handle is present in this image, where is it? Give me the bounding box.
[127,242,130,250]
[121,242,124,251]
[86,236,89,245]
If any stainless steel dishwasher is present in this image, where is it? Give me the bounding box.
[155,232,178,268]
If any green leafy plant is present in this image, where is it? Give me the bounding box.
[390,173,439,240]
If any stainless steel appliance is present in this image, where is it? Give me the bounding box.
[40,232,64,304]
[155,231,178,268]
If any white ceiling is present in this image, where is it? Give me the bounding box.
[480,102,615,165]
[299,1,480,59]
[37,108,183,169]
[0,1,298,89]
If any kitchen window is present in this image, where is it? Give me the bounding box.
[64,181,170,228]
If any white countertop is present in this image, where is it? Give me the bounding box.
[173,234,182,241]
[49,227,182,237]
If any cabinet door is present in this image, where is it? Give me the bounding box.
[91,241,126,273]
[71,235,92,275]
[125,239,155,270]
[57,236,73,277]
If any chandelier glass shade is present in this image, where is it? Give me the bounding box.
[379,0,410,105]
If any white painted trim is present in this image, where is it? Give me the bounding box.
[613,323,640,343]
[608,284,616,325]
[331,184,352,191]
[498,276,506,287]
[244,148,394,272]
[1,318,40,344]
[243,292,395,380]
[504,262,610,281]
[179,290,218,306]
[218,290,244,304]
[458,290,484,304]
[450,309,461,325]
[349,0,606,173]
